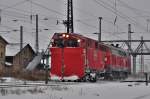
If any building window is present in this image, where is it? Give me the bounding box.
[0,52,3,58]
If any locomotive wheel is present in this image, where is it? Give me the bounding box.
[89,73,97,82]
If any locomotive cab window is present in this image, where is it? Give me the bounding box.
[53,39,64,47]
[65,39,79,47]
[53,39,79,47]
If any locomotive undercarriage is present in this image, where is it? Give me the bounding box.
[82,67,129,82]
[81,68,98,82]
[103,71,128,80]
[103,69,129,80]
[55,67,130,82]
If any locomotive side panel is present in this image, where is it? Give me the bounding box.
[87,48,105,70]
[86,42,106,71]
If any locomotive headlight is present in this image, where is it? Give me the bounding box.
[77,39,81,42]
[66,34,69,38]
[62,34,66,37]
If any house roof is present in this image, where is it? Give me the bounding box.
[6,44,35,56]
[0,36,8,44]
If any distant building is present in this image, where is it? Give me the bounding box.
[6,44,35,75]
[0,36,8,76]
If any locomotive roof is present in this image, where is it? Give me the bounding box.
[52,33,99,42]
[52,33,128,53]
[52,33,87,39]
[100,43,126,51]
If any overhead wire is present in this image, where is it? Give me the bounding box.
[1,0,28,10]
[0,0,123,39]
[0,1,30,25]
[93,0,147,32]
[72,0,125,39]
[0,0,67,50]
[78,0,128,39]
[76,19,124,40]
[76,20,98,29]
[27,0,65,16]
[108,0,150,34]
[1,11,63,34]
[0,3,63,21]
[0,0,65,33]
[74,1,125,37]
[0,0,144,43]
[0,0,123,36]
[115,0,141,16]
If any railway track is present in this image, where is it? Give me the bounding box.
[1,78,148,88]
[0,81,80,88]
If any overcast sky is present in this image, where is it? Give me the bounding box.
[0,0,150,52]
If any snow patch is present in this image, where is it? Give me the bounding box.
[50,74,62,80]
[50,74,79,81]
[63,75,79,80]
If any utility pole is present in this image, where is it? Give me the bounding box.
[133,55,137,75]
[20,26,23,51]
[128,24,132,50]
[67,0,74,33]
[36,14,39,54]
[0,9,1,25]
[19,26,23,69]
[146,19,150,32]
[128,24,137,75]
[99,17,102,42]
[140,36,144,73]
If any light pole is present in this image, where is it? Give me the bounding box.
[146,19,150,32]
[98,17,102,42]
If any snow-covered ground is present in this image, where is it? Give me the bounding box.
[0,78,150,99]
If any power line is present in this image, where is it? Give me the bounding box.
[103,18,124,31]
[116,0,141,15]
[76,19,124,39]
[93,0,147,32]
[2,10,29,19]
[93,0,134,23]
[27,0,65,16]
[72,1,126,38]
[1,13,62,33]
[2,10,63,25]
[75,7,124,32]
[113,0,150,17]
[56,0,124,33]
[0,0,67,50]
[1,0,28,10]
[76,20,98,29]
[0,0,126,39]
[0,0,65,26]
[0,3,63,20]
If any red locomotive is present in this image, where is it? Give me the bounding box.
[50,33,131,82]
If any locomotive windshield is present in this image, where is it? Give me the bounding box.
[53,39,79,47]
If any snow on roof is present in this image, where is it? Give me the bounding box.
[0,36,8,44]
[6,44,21,56]
[6,44,34,56]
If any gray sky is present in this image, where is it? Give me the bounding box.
[0,0,150,52]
